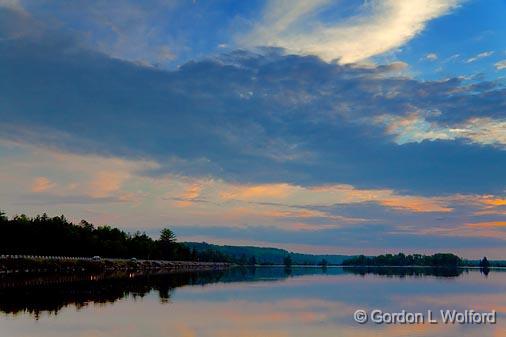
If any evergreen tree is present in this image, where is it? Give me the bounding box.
[479,256,490,268]
[283,255,292,268]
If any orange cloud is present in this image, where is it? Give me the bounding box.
[181,184,202,199]
[174,183,204,208]
[289,222,342,231]
[311,184,452,212]
[474,209,506,216]
[482,198,506,206]
[466,221,506,228]
[417,221,506,240]
[264,209,327,218]
[31,176,54,192]
[450,195,506,215]
[89,171,129,197]
[219,182,451,213]
[175,200,194,208]
[379,197,452,213]
[213,207,317,220]
[220,183,293,200]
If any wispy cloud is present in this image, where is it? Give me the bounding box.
[495,60,506,70]
[0,0,24,12]
[88,171,130,198]
[465,50,494,63]
[31,176,54,193]
[376,113,506,148]
[174,183,204,208]
[466,221,506,228]
[425,53,438,61]
[241,0,460,63]
[220,182,454,213]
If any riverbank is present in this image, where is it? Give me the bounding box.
[0,256,231,274]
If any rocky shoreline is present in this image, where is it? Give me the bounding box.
[0,256,231,274]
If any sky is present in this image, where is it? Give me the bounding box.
[0,0,505,258]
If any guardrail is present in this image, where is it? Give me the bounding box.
[0,255,97,261]
[0,255,230,266]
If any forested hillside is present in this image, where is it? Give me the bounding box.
[184,242,351,265]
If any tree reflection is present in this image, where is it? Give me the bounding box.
[1,266,498,319]
[342,266,464,277]
[0,271,225,318]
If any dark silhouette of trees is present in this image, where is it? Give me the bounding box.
[319,258,328,269]
[479,256,490,276]
[0,212,208,261]
[184,242,350,265]
[343,266,464,277]
[159,227,178,259]
[283,255,292,276]
[0,210,7,221]
[283,255,292,268]
[194,248,231,262]
[160,228,176,243]
[342,253,462,267]
[237,254,247,265]
[479,256,490,268]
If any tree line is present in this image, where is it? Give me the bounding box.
[2,211,497,267]
[0,211,226,262]
[342,253,462,267]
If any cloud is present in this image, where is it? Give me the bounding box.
[174,222,506,255]
[1,6,506,199]
[0,0,23,12]
[241,0,460,63]
[425,53,438,61]
[465,51,494,63]
[88,171,130,198]
[418,220,506,240]
[31,176,54,192]
[376,113,506,148]
[480,198,506,207]
[466,221,506,228]
[7,141,498,221]
[1,3,504,257]
[20,0,184,66]
[495,60,506,70]
[220,184,293,201]
[3,141,505,255]
[174,183,204,208]
[220,182,453,213]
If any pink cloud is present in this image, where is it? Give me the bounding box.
[31,176,54,192]
[88,171,129,197]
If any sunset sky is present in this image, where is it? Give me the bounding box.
[1,0,505,258]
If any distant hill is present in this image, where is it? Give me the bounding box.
[183,242,352,265]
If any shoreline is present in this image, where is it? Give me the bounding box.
[0,256,231,274]
[2,257,504,275]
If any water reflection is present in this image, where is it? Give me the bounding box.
[0,266,498,318]
[342,266,466,277]
[1,267,505,337]
[0,270,224,318]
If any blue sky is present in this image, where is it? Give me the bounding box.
[0,0,505,258]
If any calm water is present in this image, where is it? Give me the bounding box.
[0,267,505,337]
